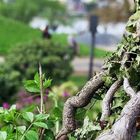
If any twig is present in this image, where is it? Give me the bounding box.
[96,93,140,140]
[123,77,136,98]
[100,79,122,122]
[39,63,44,114]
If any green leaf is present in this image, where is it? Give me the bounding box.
[136,55,140,65]
[9,104,16,111]
[93,94,102,100]
[52,107,62,119]
[22,105,36,112]
[75,108,86,120]
[24,80,40,93]
[43,79,52,89]
[46,120,55,128]
[43,129,55,140]
[0,107,4,113]
[0,131,7,140]
[35,114,49,121]
[22,112,34,122]
[17,126,26,134]
[25,130,38,140]
[33,122,48,129]
[34,72,40,86]
[90,125,101,131]
[104,76,113,86]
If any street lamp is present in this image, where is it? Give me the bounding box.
[88,15,98,80]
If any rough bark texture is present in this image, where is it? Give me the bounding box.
[56,71,106,140]
[96,93,140,140]
[96,78,139,140]
[123,78,136,97]
[100,79,123,122]
[56,1,140,139]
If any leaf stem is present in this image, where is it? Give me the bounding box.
[20,123,33,140]
[39,63,44,114]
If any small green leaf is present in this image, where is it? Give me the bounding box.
[17,126,26,134]
[52,107,62,119]
[9,105,16,111]
[104,76,113,86]
[93,94,102,100]
[0,131,7,140]
[25,130,38,140]
[46,120,55,128]
[24,80,40,93]
[136,55,140,65]
[90,125,101,131]
[35,114,49,121]
[43,79,52,88]
[34,72,40,86]
[33,122,48,129]
[43,129,55,140]
[0,107,4,113]
[75,108,86,120]
[22,112,34,122]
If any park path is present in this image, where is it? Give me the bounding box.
[71,57,104,75]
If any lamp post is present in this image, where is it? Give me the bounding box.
[88,15,98,80]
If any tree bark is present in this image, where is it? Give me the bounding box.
[56,1,140,139]
[56,71,106,140]
[100,79,123,122]
[97,78,140,140]
[96,93,140,140]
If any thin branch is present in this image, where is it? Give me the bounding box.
[56,71,106,140]
[96,93,140,140]
[39,63,44,114]
[123,77,136,98]
[100,79,123,122]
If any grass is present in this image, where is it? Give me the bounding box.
[79,44,112,58]
[0,16,112,58]
[0,16,41,54]
[69,74,87,87]
[52,33,112,58]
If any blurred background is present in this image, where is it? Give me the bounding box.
[0,0,135,108]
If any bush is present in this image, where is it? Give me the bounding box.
[0,39,73,103]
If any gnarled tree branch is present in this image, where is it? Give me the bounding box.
[97,79,140,140]
[100,79,123,122]
[56,71,106,140]
[56,1,140,139]
[97,93,140,140]
[123,77,136,98]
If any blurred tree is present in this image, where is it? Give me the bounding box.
[0,0,67,25]
[88,0,134,23]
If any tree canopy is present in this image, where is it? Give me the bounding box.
[0,0,67,24]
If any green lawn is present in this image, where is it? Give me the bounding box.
[69,75,87,87]
[0,16,112,58]
[52,33,112,58]
[0,16,41,54]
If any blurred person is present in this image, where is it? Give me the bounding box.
[42,25,52,39]
[68,34,79,55]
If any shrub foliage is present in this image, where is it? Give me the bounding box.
[0,39,73,102]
